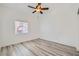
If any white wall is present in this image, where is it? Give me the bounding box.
[0,4,40,47]
[39,3,79,51]
[0,8,3,45]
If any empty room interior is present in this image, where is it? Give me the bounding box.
[0,3,79,56]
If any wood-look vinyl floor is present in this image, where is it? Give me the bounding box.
[0,38,78,56]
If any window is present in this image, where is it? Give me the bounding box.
[15,21,28,34]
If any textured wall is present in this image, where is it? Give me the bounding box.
[39,3,79,51]
[0,4,40,47]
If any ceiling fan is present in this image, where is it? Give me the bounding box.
[28,3,49,14]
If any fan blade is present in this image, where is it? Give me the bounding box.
[36,3,41,8]
[38,3,41,5]
[28,5,35,9]
[32,10,36,13]
[40,11,43,14]
[41,8,49,10]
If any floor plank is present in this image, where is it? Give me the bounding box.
[0,39,78,56]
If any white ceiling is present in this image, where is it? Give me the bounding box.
[0,3,79,19]
[0,3,50,14]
